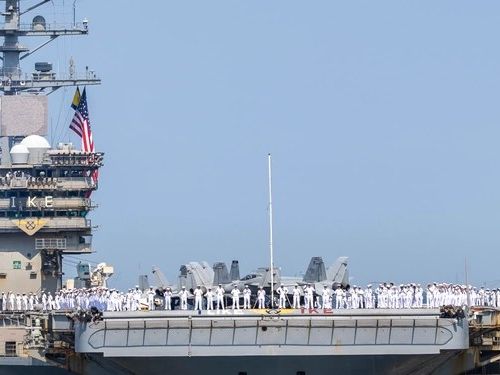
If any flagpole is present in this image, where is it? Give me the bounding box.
[268,153,275,308]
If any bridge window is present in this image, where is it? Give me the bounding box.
[4,341,16,357]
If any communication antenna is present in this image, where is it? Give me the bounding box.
[268,153,275,308]
[73,0,78,26]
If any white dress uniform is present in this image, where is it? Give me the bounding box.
[305,285,315,309]
[54,293,61,310]
[277,285,288,308]
[8,292,15,311]
[257,288,266,308]
[292,286,301,309]
[147,288,155,311]
[321,287,330,309]
[22,294,28,310]
[132,288,141,311]
[194,287,203,310]
[205,289,214,310]
[15,294,22,310]
[48,293,55,310]
[179,288,189,310]
[164,289,172,310]
[364,286,373,309]
[335,287,344,309]
[231,287,240,310]
[243,286,251,309]
[216,286,225,310]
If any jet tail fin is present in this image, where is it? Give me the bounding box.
[213,262,231,285]
[230,260,240,281]
[303,257,327,283]
[138,274,150,291]
[326,256,349,286]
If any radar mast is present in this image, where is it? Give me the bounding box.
[0,0,100,95]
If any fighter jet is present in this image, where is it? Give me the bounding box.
[237,256,349,295]
[151,256,348,308]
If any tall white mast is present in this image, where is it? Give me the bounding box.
[268,153,275,308]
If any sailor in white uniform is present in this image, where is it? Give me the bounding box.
[257,287,266,309]
[231,286,241,310]
[243,285,251,309]
[205,288,214,310]
[21,293,28,311]
[216,284,225,310]
[179,286,189,310]
[321,286,331,309]
[13,294,20,310]
[335,287,344,309]
[147,287,155,311]
[304,284,315,309]
[277,284,288,308]
[164,288,172,310]
[41,292,47,311]
[194,285,203,310]
[292,285,301,309]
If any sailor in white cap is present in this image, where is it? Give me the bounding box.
[164,288,172,310]
[231,285,241,310]
[179,286,189,310]
[216,284,225,310]
[257,287,266,309]
[14,293,21,311]
[292,285,301,309]
[364,284,373,309]
[132,286,141,311]
[39,291,46,311]
[205,287,214,310]
[277,283,288,309]
[194,285,203,310]
[321,286,331,309]
[147,287,155,311]
[304,284,315,309]
[21,293,28,311]
[335,286,344,309]
[243,285,251,309]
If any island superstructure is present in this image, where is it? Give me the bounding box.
[0,0,101,294]
[1,2,500,375]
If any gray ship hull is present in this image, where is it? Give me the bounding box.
[72,309,473,375]
[73,352,473,375]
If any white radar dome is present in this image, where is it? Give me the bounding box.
[9,144,29,164]
[21,135,50,164]
[20,135,50,149]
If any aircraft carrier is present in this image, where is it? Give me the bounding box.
[0,1,499,375]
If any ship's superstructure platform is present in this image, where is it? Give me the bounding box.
[70,308,475,375]
[75,308,469,357]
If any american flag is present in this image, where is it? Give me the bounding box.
[70,87,94,153]
[69,87,98,184]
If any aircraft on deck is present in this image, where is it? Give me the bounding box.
[151,256,349,298]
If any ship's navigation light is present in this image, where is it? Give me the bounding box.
[32,16,46,31]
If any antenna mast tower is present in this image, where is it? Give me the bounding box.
[0,0,100,95]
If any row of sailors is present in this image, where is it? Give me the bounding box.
[1,283,499,312]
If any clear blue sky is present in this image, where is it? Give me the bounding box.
[32,1,500,288]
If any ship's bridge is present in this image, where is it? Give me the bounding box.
[0,137,102,293]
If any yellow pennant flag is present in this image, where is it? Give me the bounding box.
[71,87,81,110]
